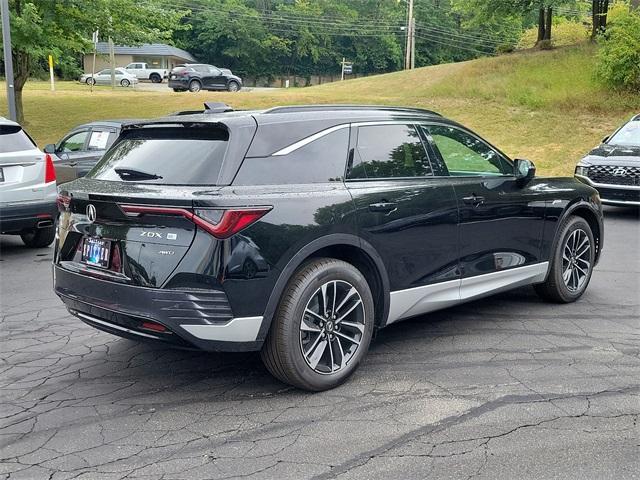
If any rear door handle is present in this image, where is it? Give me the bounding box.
[369,202,398,213]
[462,195,485,206]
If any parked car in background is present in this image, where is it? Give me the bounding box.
[54,105,603,391]
[79,69,138,87]
[0,117,57,248]
[44,121,130,184]
[123,62,168,83]
[575,114,640,207]
[168,64,242,92]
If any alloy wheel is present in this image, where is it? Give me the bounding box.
[561,228,591,292]
[299,280,365,375]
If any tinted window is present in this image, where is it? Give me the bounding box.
[608,121,640,146]
[0,125,35,153]
[58,130,89,152]
[234,128,349,185]
[348,124,431,179]
[87,127,228,185]
[426,125,511,176]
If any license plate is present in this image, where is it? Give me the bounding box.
[0,167,4,182]
[81,238,111,268]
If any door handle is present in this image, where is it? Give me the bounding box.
[369,202,398,213]
[462,195,485,206]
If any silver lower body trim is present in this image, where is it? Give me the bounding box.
[387,262,549,325]
[180,316,263,342]
[76,311,164,340]
[601,199,640,206]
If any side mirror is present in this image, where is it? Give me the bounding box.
[514,158,536,186]
[602,136,609,144]
[43,144,56,154]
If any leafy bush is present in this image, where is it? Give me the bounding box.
[595,7,640,91]
[517,18,590,49]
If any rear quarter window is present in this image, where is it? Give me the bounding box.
[86,126,228,185]
[0,125,36,153]
[233,128,349,185]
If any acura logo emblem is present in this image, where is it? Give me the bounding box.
[86,204,97,223]
[613,167,627,176]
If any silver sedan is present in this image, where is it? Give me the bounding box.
[79,68,139,87]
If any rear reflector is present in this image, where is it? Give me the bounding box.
[141,321,167,333]
[44,154,56,183]
[119,205,271,239]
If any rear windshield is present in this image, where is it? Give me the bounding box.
[0,125,36,153]
[86,126,228,185]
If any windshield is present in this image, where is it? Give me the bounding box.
[86,126,229,185]
[0,125,36,153]
[608,121,640,146]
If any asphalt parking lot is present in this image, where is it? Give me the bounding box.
[1,206,638,480]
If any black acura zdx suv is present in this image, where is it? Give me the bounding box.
[54,105,604,391]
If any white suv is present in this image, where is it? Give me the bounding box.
[0,117,58,248]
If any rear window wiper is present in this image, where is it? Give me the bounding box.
[114,168,163,181]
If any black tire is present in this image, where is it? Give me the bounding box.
[189,80,202,93]
[227,81,240,92]
[120,79,130,87]
[21,226,56,248]
[534,215,595,303]
[260,258,375,391]
[150,73,162,83]
[86,77,95,85]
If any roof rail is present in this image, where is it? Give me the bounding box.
[263,105,441,117]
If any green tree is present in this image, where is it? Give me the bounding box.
[1,0,187,124]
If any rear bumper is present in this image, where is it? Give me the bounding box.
[0,200,57,234]
[54,265,265,352]
[168,78,189,89]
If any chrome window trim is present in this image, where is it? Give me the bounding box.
[271,120,425,157]
[271,124,350,156]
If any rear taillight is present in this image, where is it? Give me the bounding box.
[119,205,271,239]
[44,154,56,183]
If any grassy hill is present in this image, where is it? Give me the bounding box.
[2,43,638,176]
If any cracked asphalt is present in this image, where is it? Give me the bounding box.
[1,206,639,480]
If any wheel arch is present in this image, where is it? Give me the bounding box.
[557,200,604,265]
[256,234,390,342]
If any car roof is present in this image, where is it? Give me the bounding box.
[0,116,20,127]
[71,119,144,130]
[150,104,444,125]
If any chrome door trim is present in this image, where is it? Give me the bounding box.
[386,262,550,325]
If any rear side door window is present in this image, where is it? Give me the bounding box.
[87,129,117,151]
[58,130,90,153]
[348,124,433,179]
[423,125,512,176]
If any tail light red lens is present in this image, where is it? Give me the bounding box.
[44,154,56,183]
[119,205,271,239]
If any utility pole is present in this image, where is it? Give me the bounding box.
[90,29,98,93]
[1,0,17,121]
[109,36,116,89]
[410,16,416,70]
[404,0,414,70]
